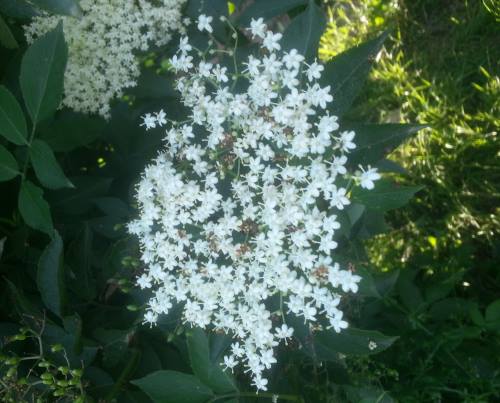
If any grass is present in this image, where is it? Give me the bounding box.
[321,0,499,269]
[320,0,500,400]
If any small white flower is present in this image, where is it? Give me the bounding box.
[252,375,268,391]
[368,340,378,351]
[263,31,282,52]
[141,113,157,130]
[198,61,212,77]
[339,130,356,152]
[179,36,192,53]
[223,355,238,371]
[283,49,304,70]
[250,17,267,38]
[213,65,228,82]
[358,166,381,190]
[143,311,158,327]
[330,155,347,176]
[275,324,294,343]
[313,85,333,109]
[197,14,213,33]
[307,60,324,81]
[155,110,167,127]
[330,315,348,333]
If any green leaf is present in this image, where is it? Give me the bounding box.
[43,322,97,367]
[38,112,105,152]
[238,0,307,26]
[396,269,424,312]
[66,223,96,301]
[347,124,428,167]
[357,267,381,299]
[0,14,18,49]
[30,0,83,17]
[344,385,395,403]
[374,269,400,297]
[314,328,398,357]
[0,0,39,18]
[20,22,68,123]
[186,327,237,394]
[321,31,389,117]
[93,197,130,218]
[18,180,54,236]
[468,303,484,327]
[360,210,389,238]
[281,0,326,62]
[131,370,214,403]
[5,278,42,320]
[375,159,407,175]
[0,237,5,261]
[0,144,19,181]
[428,298,471,321]
[485,300,500,330]
[48,176,113,215]
[346,203,365,227]
[29,139,73,189]
[0,86,28,145]
[352,179,422,211]
[37,230,65,317]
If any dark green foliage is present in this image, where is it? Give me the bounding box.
[0,144,19,181]
[0,0,497,402]
[186,328,237,394]
[0,14,18,49]
[237,0,308,26]
[29,139,73,189]
[281,0,326,62]
[20,21,67,123]
[18,180,54,236]
[0,86,28,145]
[30,0,83,18]
[351,179,422,211]
[132,370,214,403]
[37,231,65,317]
[320,31,388,118]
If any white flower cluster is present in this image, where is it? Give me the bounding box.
[129,17,381,391]
[24,0,188,118]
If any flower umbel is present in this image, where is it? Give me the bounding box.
[24,0,187,118]
[129,19,381,391]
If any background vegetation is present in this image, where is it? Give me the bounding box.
[0,0,498,402]
[321,0,500,400]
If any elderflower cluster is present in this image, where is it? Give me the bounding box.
[24,0,188,118]
[129,16,381,391]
